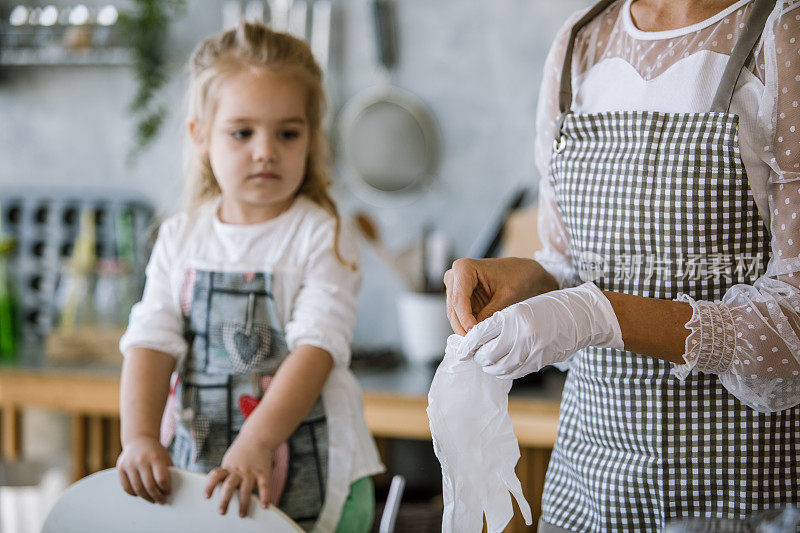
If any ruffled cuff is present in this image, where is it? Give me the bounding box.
[672,294,737,380]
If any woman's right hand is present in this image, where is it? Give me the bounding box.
[443,257,559,335]
[116,436,173,504]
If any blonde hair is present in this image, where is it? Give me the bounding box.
[182,21,354,269]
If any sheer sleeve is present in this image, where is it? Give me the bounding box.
[533,9,586,179]
[673,2,800,413]
[532,10,586,292]
[532,11,587,372]
[758,0,800,183]
[534,179,578,290]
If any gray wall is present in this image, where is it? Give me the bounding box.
[0,0,589,351]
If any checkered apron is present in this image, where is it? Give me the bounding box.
[169,270,329,531]
[540,0,800,530]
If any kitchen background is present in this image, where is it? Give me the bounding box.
[0,0,589,350]
[0,0,590,530]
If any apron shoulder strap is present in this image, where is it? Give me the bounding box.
[710,0,777,113]
[557,0,617,116]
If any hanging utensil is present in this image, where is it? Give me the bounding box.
[352,212,422,290]
[337,0,439,206]
[310,0,331,73]
[221,1,242,29]
[267,0,291,32]
[288,0,308,40]
[421,222,431,292]
[466,186,529,259]
[244,0,265,23]
[423,227,450,293]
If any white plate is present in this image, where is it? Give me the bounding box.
[42,467,303,533]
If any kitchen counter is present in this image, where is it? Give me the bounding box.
[357,361,564,446]
[0,346,563,532]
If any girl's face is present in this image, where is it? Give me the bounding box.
[195,68,311,224]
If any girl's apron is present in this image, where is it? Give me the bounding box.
[168,269,329,532]
[542,0,800,530]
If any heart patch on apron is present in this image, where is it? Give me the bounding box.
[221,292,272,373]
[222,322,271,373]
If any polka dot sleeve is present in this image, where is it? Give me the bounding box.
[760,1,800,182]
[532,9,586,293]
[674,3,800,413]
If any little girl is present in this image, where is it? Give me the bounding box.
[115,22,384,532]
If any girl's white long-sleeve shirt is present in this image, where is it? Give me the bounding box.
[119,196,384,531]
[533,0,800,412]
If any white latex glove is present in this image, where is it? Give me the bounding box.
[456,282,624,379]
[428,335,532,533]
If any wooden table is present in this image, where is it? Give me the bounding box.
[0,362,562,532]
[362,390,560,532]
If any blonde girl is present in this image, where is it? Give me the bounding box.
[116,22,383,532]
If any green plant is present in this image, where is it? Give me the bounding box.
[119,0,185,163]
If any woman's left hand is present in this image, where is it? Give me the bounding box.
[204,436,274,517]
[457,282,624,379]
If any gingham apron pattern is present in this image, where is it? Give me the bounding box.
[169,270,329,531]
[540,0,800,530]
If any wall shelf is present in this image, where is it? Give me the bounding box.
[0,47,132,67]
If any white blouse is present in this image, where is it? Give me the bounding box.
[119,196,384,532]
[533,0,800,412]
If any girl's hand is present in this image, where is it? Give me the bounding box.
[444,257,559,335]
[204,436,273,518]
[116,436,173,504]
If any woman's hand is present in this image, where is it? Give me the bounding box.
[116,436,173,504]
[458,282,624,379]
[204,435,273,518]
[443,257,559,335]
